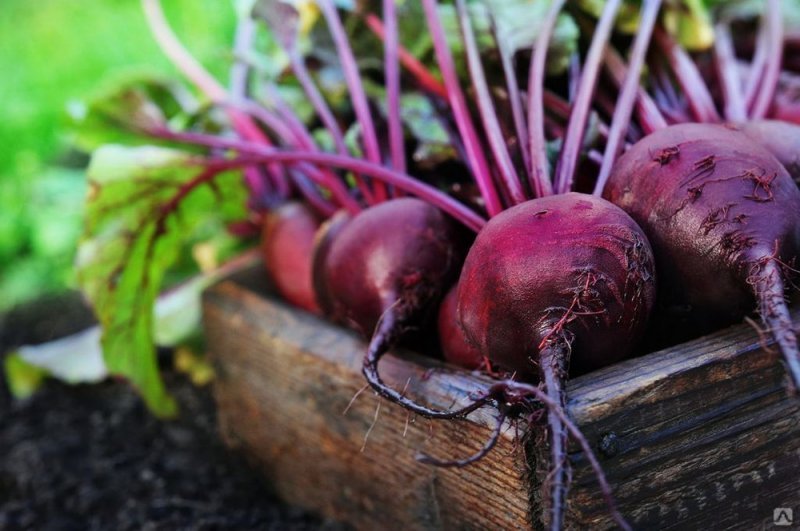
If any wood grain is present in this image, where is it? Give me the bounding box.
[203,265,800,530]
[204,271,532,530]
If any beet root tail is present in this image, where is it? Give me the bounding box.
[539,343,570,531]
[362,310,491,419]
[753,259,800,394]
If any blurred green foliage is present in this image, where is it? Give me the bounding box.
[0,0,237,311]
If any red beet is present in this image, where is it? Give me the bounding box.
[437,285,482,370]
[316,198,471,417]
[736,120,800,183]
[457,193,656,529]
[604,122,800,392]
[261,202,321,314]
[310,210,352,319]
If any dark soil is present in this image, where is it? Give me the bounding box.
[0,293,348,530]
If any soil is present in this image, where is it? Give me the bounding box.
[0,292,349,530]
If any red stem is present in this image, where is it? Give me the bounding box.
[489,13,531,183]
[653,27,720,123]
[151,129,487,232]
[553,0,622,194]
[364,14,448,99]
[319,0,387,201]
[383,0,406,178]
[421,0,503,216]
[604,48,668,134]
[594,0,663,196]
[220,99,361,214]
[287,54,375,205]
[713,23,747,121]
[749,0,783,119]
[141,0,286,197]
[744,20,769,106]
[527,0,565,198]
[455,0,526,205]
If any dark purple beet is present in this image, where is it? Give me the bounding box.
[735,120,800,184]
[310,210,352,319]
[604,122,800,392]
[437,285,483,370]
[261,202,321,314]
[316,198,471,418]
[458,193,656,376]
[457,193,656,530]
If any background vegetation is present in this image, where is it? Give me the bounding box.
[0,0,238,310]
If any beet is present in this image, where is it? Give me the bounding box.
[736,120,800,183]
[603,122,800,391]
[457,193,656,529]
[437,285,482,370]
[315,198,472,417]
[310,210,352,319]
[261,202,321,314]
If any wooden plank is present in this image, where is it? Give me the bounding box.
[203,276,532,531]
[204,265,800,530]
[564,314,800,529]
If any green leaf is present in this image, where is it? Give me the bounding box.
[4,353,47,400]
[486,0,579,74]
[362,80,456,167]
[76,145,247,417]
[663,0,714,51]
[69,72,199,152]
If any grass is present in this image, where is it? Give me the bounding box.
[0,0,237,310]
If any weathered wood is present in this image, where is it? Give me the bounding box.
[203,265,800,530]
[564,318,800,529]
[203,268,532,530]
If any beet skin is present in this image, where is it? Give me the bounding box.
[457,192,656,530]
[261,201,321,314]
[604,122,800,391]
[458,193,656,377]
[437,284,483,370]
[316,198,469,417]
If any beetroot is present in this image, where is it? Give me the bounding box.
[457,193,656,529]
[310,210,352,319]
[261,202,321,314]
[604,122,800,391]
[736,120,800,183]
[437,285,483,370]
[316,198,473,417]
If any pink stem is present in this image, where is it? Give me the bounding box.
[594,0,663,196]
[604,48,668,134]
[421,0,503,216]
[744,21,769,105]
[527,0,566,198]
[749,0,783,119]
[455,0,526,204]
[287,54,375,205]
[141,0,283,196]
[653,27,720,123]
[568,52,581,103]
[489,13,530,183]
[553,0,622,194]
[713,23,747,121]
[383,0,406,178]
[228,99,362,214]
[364,14,448,99]
[318,0,387,201]
[151,128,487,232]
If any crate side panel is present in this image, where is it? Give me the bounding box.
[204,281,533,531]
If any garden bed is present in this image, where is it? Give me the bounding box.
[0,295,347,530]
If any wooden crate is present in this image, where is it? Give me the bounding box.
[202,265,800,530]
